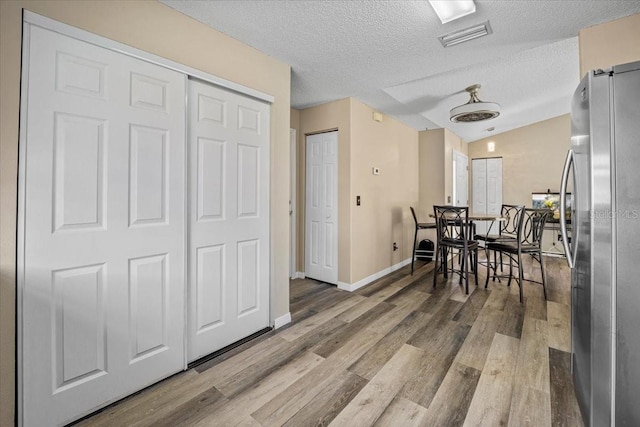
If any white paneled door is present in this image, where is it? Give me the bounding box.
[187,79,270,362]
[453,150,469,206]
[472,157,503,235]
[21,26,186,426]
[486,158,503,216]
[472,159,487,214]
[305,132,338,284]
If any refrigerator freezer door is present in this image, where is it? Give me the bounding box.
[570,73,595,425]
[613,64,640,427]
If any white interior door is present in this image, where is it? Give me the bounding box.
[472,159,487,213]
[21,26,186,426]
[187,79,270,362]
[305,132,338,284]
[486,158,503,215]
[472,158,503,235]
[454,150,469,206]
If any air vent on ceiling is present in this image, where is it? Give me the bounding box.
[438,21,492,48]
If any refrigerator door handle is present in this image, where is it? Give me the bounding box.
[560,149,575,268]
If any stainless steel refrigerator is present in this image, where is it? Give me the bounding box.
[560,61,640,426]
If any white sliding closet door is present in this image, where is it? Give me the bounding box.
[187,79,270,362]
[486,158,503,216]
[21,26,186,426]
[472,158,502,235]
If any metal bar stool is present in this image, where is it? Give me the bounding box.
[432,205,479,294]
[410,206,436,274]
[485,208,550,303]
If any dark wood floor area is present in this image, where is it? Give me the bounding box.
[79,255,583,426]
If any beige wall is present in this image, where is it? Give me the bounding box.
[349,100,419,283]
[417,128,467,217]
[290,108,301,134]
[579,13,640,78]
[297,99,419,285]
[418,129,445,216]
[468,115,571,208]
[0,1,291,424]
[298,99,352,283]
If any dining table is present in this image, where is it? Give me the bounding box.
[429,211,507,274]
[428,212,506,236]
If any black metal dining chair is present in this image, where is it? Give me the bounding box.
[485,208,550,303]
[476,204,524,279]
[410,206,437,274]
[432,205,479,294]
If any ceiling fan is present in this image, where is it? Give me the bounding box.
[450,84,501,123]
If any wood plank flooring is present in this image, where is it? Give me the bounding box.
[78,256,583,426]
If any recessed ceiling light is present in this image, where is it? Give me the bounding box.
[438,21,493,48]
[428,0,476,24]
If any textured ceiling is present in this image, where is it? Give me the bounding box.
[161,0,640,142]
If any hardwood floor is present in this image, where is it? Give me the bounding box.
[78,255,583,426]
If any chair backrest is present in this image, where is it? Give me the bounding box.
[410,206,419,228]
[518,208,550,246]
[500,204,525,237]
[433,205,470,241]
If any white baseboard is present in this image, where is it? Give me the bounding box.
[273,312,292,329]
[337,257,412,292]
[290,272,305,279]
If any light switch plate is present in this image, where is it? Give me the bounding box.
[372,167,380,175]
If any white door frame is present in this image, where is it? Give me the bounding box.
[290,128,297,279]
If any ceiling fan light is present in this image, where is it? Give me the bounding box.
[450,84,500,123]
[429,0,476,24]
[450,103,500,122]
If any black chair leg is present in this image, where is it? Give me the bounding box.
[474,249,479,286]
[470,250,475,273]
[517,252,524,304]
[433,246,442,288]
[485,249,496,288]
[507,256,513,287]
[443,248,449,279]
[411,228,418,275]
[464,249,469,294]
[484,257,491,289]
[538,250,548,300]
[492,250,497,282]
